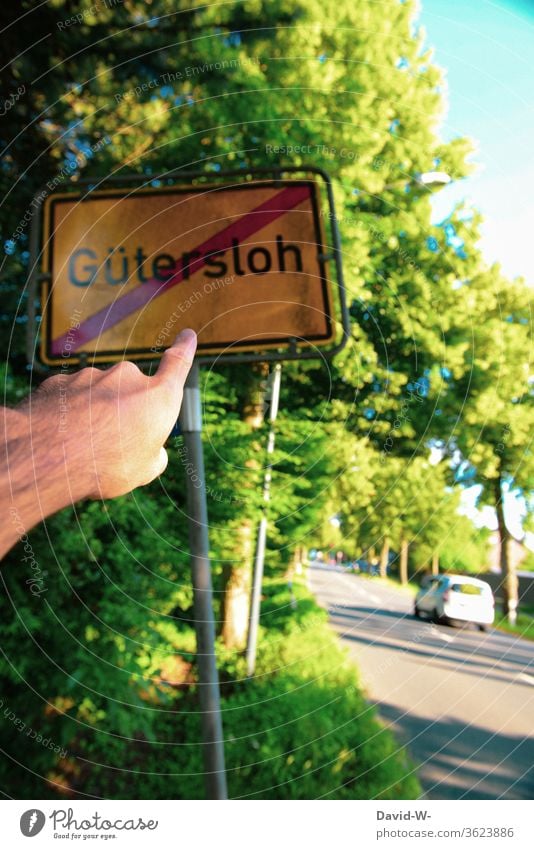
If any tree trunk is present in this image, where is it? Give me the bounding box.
[399,537,409,585]
[220,521,254,649]
[220,364,269,649]
[379,538,389,579]
[494,476,518,625]
[292,545,305,576]
[431,552,439,576]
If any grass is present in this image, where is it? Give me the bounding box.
[69,576,422,800]
[216,578,422,799]
[493,606,534,642]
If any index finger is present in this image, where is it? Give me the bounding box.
[154,328,197,389]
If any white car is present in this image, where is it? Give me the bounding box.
[415,574,495,631]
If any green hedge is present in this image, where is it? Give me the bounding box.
[70,582,419,798]
[1,515,420,800]
[213,579,421,799]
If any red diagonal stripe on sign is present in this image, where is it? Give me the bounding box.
[50,184,312,355]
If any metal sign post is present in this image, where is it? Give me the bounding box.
[178,362,228,800]
[246,364,282,678]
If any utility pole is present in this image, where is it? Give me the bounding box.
[179,362,228,799]
[246,364,282,678]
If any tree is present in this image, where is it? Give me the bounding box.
[440,269,534,622]
[1,0,481,633]
[336,448,467,586]
[369,459,452,585]
[436,517,490,575]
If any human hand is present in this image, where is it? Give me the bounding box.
[53,328,198,500]
[1,329,197,555]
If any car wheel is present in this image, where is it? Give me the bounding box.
[432,608,445,625]
[478,624,488,633]
[414,605,421,618]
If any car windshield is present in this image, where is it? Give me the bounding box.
[451,583,484,596]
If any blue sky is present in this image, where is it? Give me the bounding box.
[418,0,534,284]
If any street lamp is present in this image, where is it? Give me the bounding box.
[417,170,452,186]
[380,171,452,192]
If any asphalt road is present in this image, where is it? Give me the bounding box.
[309,563,534,800]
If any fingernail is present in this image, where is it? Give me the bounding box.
[175,328,197,359]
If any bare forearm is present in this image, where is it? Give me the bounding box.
[1,407,90,556]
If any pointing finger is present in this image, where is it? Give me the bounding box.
[155,329,197,389]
